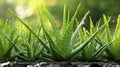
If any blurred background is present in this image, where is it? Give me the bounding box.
[0,0,120,30]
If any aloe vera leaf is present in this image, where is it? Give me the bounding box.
[95,36,105,46]
[66,22,106,59]
[112,30,120,60]
[89,17,94,34]
[28,32,31,44]
[37,26,42,36]
[0,38,5,60]
[39,10,64,59]
[70,11,90,47]
[103,15,112,42]
[13,52,31,61]
[9,9,50,51]
[95,36,114,58]
[40,4,60,43]
[58,3,81,56]
[114,15,120,36]
[66,30,98,59]
[112,16,120,59]
[26,44,33,60]
[61,5,67,34]
[43,30,64,60]
[0,32,15,60]
[40,56,54,61]
[91,43,109,61]
[42,53,53,60]
[85,18,96,60]
[67,10,70,23]
[69,3,81,24]
[34,47,44,59]
[87,40,96,60]
[81,27,93,60]
[40,14,64,58]
[91,37,115,61]
[13,36,22,53]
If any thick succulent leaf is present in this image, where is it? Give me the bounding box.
[92,36,116,61]
[85,18,95,60]
[85,40,96,60]
[90,17,94,34]
[34,47,44,59]
[44,31,65,60]
[66,30,98,59]
[70,11,90,47]
[111,15,120,60]
[57,4,81,56]
[39,11,64,59]
[0,32,15,60]
[26,45,33,60]
[114,15,120,36]
[28,32,31,44]
[61,5,67,34]
[103,15,112,42]
[0,38,4,59]
[69,3,81,24]
[40,4,60,43]
[95,36,115,59]
[9,9,50,51]
[91,43,110,61]
[112,30,120,60]
[67,10,70,23]
[66,22,106,60]
[40,56,54,61]
[13,52,30,61]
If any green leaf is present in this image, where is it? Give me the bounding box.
[91,43,109,61]
[92,35,117,61]
[61,5,67,34]
[66,22,106,60]
[95,36,114,59]
[26,44,33,60]
[89,17,94,34]
[39,10,62,59]
[70,11,90,46]
[34,47,44,59]
[40,13,64,59]
[67,10,70,23]
[57,3,81,56]
[70,3,81,24]
[0,32,15,60]
[40,4,60,43]
[114,15,120,36]
[43,30,64,60]
[13,52,31,61]
[103,14,112,42]
[9,9,50,51]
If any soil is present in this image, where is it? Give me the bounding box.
[0,61,120,67]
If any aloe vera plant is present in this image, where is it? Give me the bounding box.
[101,15,120,61]
[8,3,110,61]
[12,32,44,61]
[72,17,110,61]
[38,4,101,61]
[0,20,45,61]
[11,23,45,61]
[0,27,18,60]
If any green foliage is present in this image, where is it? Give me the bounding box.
[109,15,120,61]
[10,3,103,61]
[38,3,106,61]
[1,3,120,62]
[96,15,120,61]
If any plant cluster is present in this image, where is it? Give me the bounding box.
[0,4,120,62]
